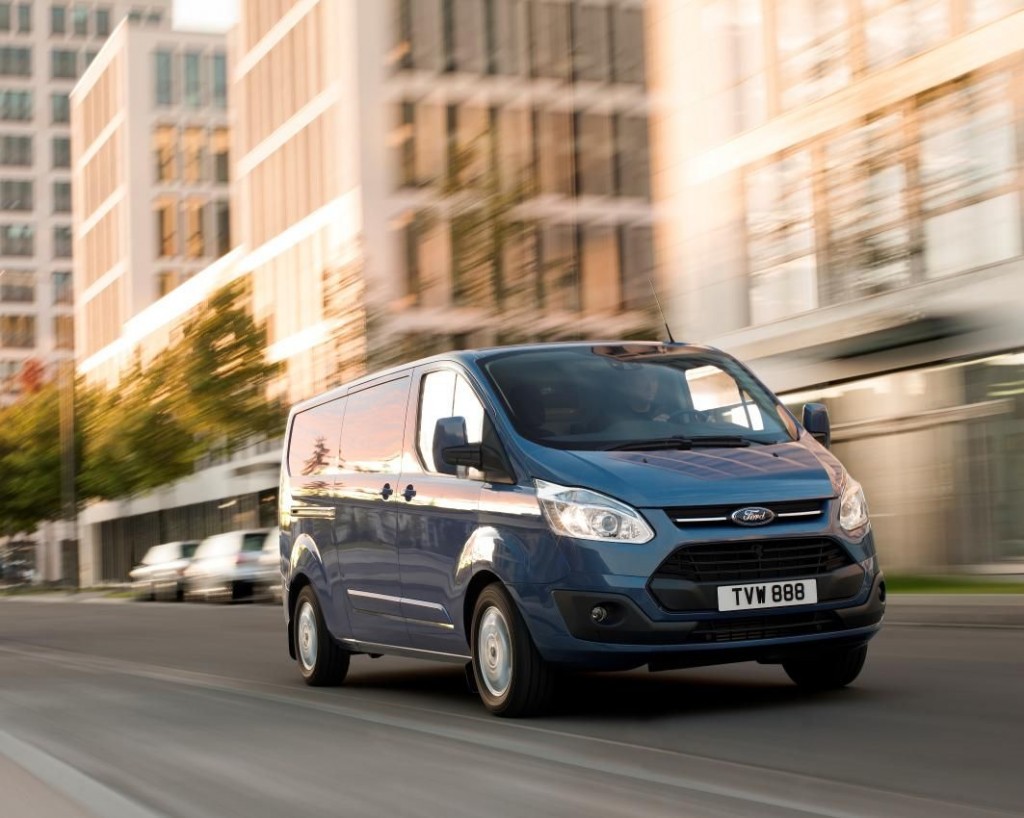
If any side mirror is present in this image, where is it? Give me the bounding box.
[802,403,831,449]
[433,417,468,476]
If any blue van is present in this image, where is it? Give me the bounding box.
[278,342,884,716]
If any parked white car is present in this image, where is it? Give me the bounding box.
[183,529,275,602]
[129,541,200,601]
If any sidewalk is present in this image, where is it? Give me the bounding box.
[885,594,1024,628]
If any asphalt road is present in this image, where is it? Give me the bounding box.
[1,598,1021,818]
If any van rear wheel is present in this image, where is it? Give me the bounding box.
[471,584,554,717]
[783,644,867,691]
[294,587,349,686]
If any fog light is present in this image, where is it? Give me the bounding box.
[590,605,609,624]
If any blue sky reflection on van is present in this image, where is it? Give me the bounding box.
[279,342,884,716]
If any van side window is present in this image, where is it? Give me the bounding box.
[417,370,485,473]
[338,377,409,473]
[288,399,346,476]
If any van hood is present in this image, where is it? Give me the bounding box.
[521,438,844,508]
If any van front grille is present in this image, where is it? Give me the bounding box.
[653,538,853,584]
[666,499,826,527]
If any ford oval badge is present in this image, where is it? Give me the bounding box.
[730,506,775,526]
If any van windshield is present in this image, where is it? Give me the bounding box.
[480,346,798,451]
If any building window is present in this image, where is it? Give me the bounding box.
[51,48,77,78]
[53,224,72,258]
[0,46,31,76]
[157,269,176,297]
[182,127,205,183]
[155,50,173,105]
[84,49,96,67]
[0,224,34,256]
[537,109,574,196]
[538,223,579,312]
[0,135,31,166]
[529,1,571,81]
[156,200,177,257]
[0,269,33,302]
[701,0,766,141]
[0,314,35,347]
[612,5,645,86]
[183,199,205,258]
[619,225,655,310]
[0,90,32,121]
[576,112,613,197]
[52,270,72,304]
[919,73,1021,279]
[574,4,610,83]
[95,7,109,36]
[410,0,442,71]
[746,151,817,324]
[452,0,483,74]
[71,3,86,35]
[486,0,521,76]
[183,52,201,107]
[52,136,70,168]
[0,179,33,211]
[50,4,64,34]
[776,0,849,109]
[864,0,948,71]
[212,127,229,183]
[0,3,10,31]
[51,92,70,123]
[16,3,29,33]
[615,115,650,200]
[212,52,227,108]
[969,0,1024,27]
[54,315,73,349]
[153,125,176,182]
[824,114,911,302]
[213,199,230,256]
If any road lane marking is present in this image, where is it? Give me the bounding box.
[0,643,1016,818]
[0,730,168,818]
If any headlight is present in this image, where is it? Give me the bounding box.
[535,480,654,544]
[839,478,870,533]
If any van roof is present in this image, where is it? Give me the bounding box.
[288,340,729,413]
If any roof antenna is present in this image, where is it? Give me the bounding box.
[649,278,677,344]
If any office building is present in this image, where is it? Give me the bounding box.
[648,1,1024,571]
[72,14,230,384]
[0,1,172,403]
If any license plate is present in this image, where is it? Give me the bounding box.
[717,579,817,612]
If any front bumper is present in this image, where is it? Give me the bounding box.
[519,570,885,670]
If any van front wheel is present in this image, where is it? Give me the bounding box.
[783,644,867,691]
[471,584,553,717]
[294,587,349,686]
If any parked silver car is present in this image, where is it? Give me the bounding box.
[129,541,200,601]
[257,527,283,603]
[183,529,275,602]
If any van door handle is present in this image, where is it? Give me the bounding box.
[380,483,394,500]
[402,484,416,502]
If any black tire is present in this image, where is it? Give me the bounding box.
[294,586,349,686]
[783,644,868,691]
[471,584,554,717]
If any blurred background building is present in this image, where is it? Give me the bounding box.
[0,1,172,404]
[648,0,1024,571]
[65,0,1024,582]
[71,12,229,383]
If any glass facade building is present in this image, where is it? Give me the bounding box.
[650,0,1024,571]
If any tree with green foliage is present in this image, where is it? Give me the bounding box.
[0,383,64,536]
[160,280,285,457]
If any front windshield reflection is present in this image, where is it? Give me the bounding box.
[481,348,798,450]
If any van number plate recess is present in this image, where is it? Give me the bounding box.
[717,579,818,612]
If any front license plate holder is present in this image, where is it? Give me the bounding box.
[717,579,818,612]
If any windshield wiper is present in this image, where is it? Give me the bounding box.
[605,435,751,452]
